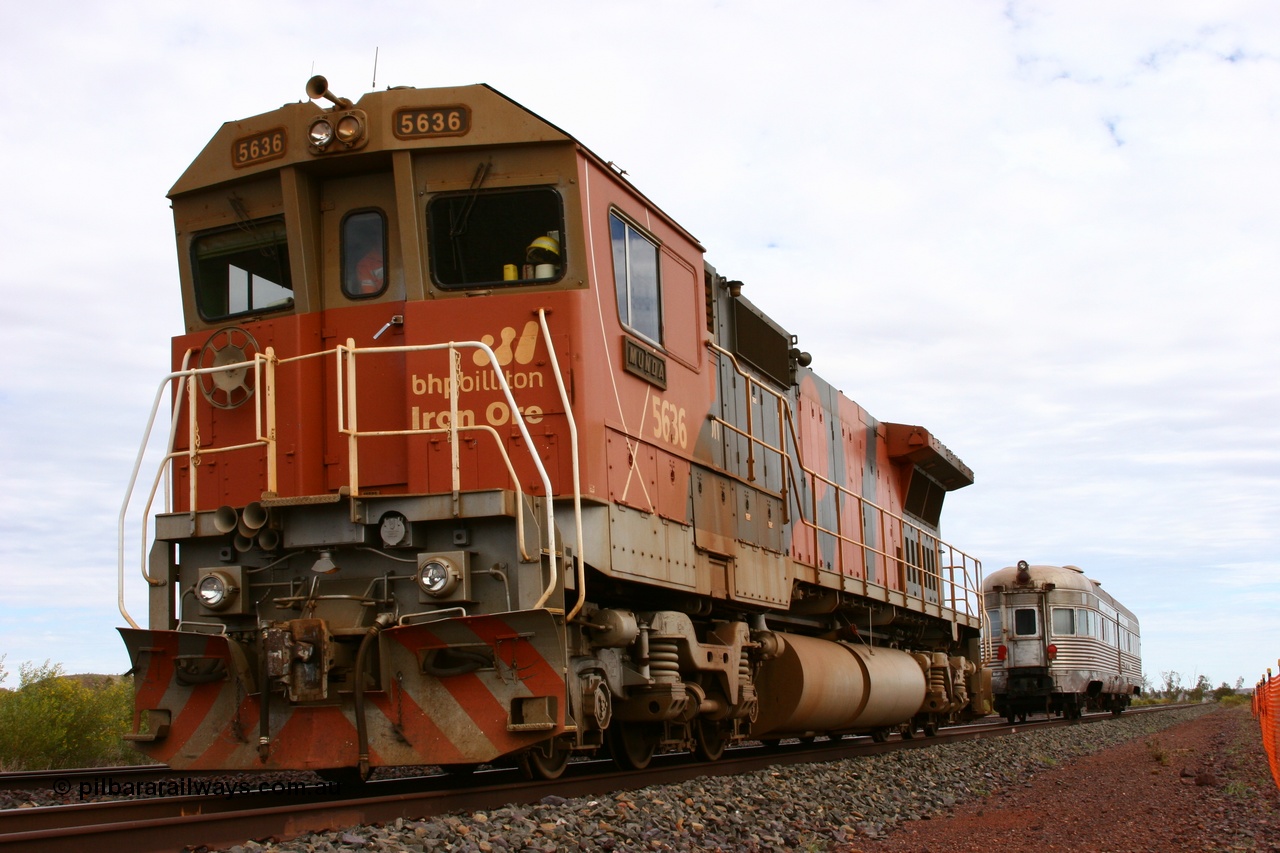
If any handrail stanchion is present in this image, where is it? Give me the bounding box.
[449,346,462,511]
[538,309,585,621]
[263,348,278,495]
[345,340,360,497]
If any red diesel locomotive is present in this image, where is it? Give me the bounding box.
[117,76,988,778]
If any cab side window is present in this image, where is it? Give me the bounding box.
[342,210,387,298]
[610,212,662,344]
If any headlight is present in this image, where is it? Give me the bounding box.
[335,113,364,145]
[308,118,335,148]
[197,571,238,610]
[417,556,460,598]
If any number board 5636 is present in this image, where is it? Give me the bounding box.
[232,128,287,168]
[394,106,471,139]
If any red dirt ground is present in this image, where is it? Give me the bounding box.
[859,706,1279,852]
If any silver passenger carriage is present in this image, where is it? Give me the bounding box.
[983,561,1141,721]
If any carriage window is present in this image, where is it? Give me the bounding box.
[342,210,386,297]
[192,217,293,320]
[610,212,662,344]
[1013,608,1037,636]
[1076,608,1094,638]
[1051,607,1074,636]
[427,187,563,288]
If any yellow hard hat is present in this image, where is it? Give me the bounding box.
[526,235,560,260]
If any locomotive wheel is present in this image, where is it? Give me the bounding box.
[922,721,939,737]
[871,729,890,743]
[693,718,728,762]
[519,739,572,780]
[610,722,660,770]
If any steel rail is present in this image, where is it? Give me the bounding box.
[0,706,1192,853]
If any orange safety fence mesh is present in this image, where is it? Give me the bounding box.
[1254,667,1280,792]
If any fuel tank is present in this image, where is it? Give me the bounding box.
[753,633,927,736]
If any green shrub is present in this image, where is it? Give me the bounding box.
[0,659,144,770]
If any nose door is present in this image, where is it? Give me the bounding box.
[1006,604,1045,668]
[317,173,408,493]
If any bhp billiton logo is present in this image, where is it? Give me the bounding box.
[473,321,539,367]
[410,321,546,429]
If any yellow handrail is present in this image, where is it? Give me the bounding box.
[706,342,982,621]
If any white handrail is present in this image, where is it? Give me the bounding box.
[538,308,584,620]
[118,350,194,628]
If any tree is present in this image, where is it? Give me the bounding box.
[0,661,136,770]
[1161,670,1183,700]
[1189,674,1211,702]
[1212,681,1235,701]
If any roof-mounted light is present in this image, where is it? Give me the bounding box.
[308,110,368,154]
[309,118,335,148]
[336,113,364,144]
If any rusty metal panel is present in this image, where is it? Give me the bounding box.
[736,488,785,553]
[655,449,691,524]
[731,546,790,607]
[691,468,736,555]
[663,517,697,590]
[736,484,760,546]
[758,492,783,554]
[606,429,657,513]
[608,505,697,590]
[716,353,747,479]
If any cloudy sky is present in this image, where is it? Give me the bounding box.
[1,1,1276,691]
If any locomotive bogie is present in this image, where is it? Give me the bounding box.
[118,76,992,776]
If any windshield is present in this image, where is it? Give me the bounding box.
[192,217,293,320]
[428,187,564,288]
